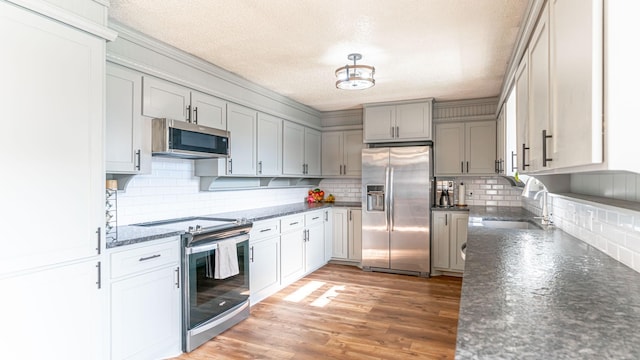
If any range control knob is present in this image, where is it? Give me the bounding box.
[195,225,202,232]
[188,226,195,233]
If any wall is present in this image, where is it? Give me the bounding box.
[116,158,308,225]
[523,191,640,274]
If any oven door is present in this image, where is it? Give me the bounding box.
[185,235,249,331]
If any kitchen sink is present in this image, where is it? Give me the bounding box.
[477,220,543,230]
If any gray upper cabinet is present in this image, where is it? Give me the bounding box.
[226,104,257,176]
[435,121,496,176]
[142,76,227,130]
[106,63,151,174]
[257,113,282,176]
[283,121,321,176]
[363,99,433,143]
[322,130,363,177]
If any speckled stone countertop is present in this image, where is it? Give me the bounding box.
[455,207,640,359]
[432,205,470,212]
[107,201,361,249]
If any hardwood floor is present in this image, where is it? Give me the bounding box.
[174,264,462,360]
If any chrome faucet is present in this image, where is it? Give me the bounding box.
[533,189,551,225]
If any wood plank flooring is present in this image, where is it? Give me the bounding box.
[174,264,462,360]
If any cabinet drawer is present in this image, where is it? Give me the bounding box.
[250,219,280,241]
[110,237,180,279]
[280,214,304,233]
[305,211,324,226]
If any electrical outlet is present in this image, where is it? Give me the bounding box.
[468,192,473,198]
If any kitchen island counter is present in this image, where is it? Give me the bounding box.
[456,207,640,359]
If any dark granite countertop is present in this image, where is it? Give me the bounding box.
[107,201,361,249]
[456,207,640,359]
[432,205,470,212]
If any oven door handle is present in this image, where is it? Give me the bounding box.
[186,234,249,255]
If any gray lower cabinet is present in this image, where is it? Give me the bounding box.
[432,212,468,274]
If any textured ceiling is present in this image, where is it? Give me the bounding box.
[109,0,528,112]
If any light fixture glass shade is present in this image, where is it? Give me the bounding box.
[335,53,375,90]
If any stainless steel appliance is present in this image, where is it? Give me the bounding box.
[136,216,252,352]
[361,145,432,276]
[152,118,229,159]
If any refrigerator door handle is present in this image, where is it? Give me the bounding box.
[385,166,390,231]
[389,167,395,232]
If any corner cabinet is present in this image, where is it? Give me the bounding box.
[432,211,468,275]
[106,63,151,174]
[434,121,496,176]
[283,121,321,176]
[363,99,433,143]
[322,130,363,177]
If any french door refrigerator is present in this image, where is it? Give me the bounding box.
[361,146,432,276]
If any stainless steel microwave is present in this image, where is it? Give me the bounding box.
[151,118,229,159]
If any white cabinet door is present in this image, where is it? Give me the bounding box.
[450,213,468,271]
[0,260,103,360]
[466,121,497,174]
[348,209,362,262]
[528,3,550,171]
[111,265,181,360]
[191,91,227,130]
[344,130,363,176]
[283,121,305,175]
[305,222,325,273]
[106,63,150,174]
[331,208,348,259]
[257,113,282,176]
[323,209,333,262]
[321,132,343,176]
[396,101,432,141]
[515,52,530,172]
[250,235,280,304]
[0,4,104,274]
[550,0,603,168]
[432,212,450,269]
[142,76,190,121]
[434,123,465,176]
[280,230,305,285]
[364,105,396,142]
[305,127,322,176]
[227,104,257,175]
[496,106,506,174]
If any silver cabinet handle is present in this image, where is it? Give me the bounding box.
[511,151,518,172]
[174,267,180,288]
[250,246,254,262]
[542,130,553,167]
[522,143,530,169]
[229,158,233,174]
[135,149,141,171]
[259,228,272,233]
[290,221,299,226]
[96,227,101,255]
[139,254,161,262]
[258,160,263,174]
[324,211,328,221]
[313,216,320,220]
[193,107,198,124]
[96,261,102,289]
[186,105,191,122]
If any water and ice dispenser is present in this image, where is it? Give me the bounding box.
[366,185,385,211]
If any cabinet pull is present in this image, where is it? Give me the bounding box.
[390,126,395,138]
[343,164,346,175]
[96,227,101,255]
[258,161,263,174]
[135,149,141,171]
[445,214,448,226]
[174,267,180,288]
[313,216,320,220]
[250,246,254,262]
[522,143,530,169]
[193,107,198,124]
[139,254,161,262]
[260,228,272,233]
[186,105,191,122]
[290,221,299,226]
[511,151,518,172]
[461,161,464,173]
[466,161,469,173]
[349,210,352,221]
[542,130,553,167]
[494,160,499,174]
[96,261,102,289]
[325,211,328,221]
[229,158,233,174]
[396,126,399,138]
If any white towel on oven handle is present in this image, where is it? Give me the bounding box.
[214,238,239,279]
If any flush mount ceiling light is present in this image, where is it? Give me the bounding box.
[335,53,375,90]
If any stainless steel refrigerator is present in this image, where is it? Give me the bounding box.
[361,146,432,276]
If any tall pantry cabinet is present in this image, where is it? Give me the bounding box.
[0,1,116,359]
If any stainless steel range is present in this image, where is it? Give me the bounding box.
[137,216,252,352]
